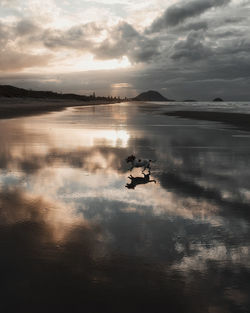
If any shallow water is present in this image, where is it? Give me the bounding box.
[0,102,250,313]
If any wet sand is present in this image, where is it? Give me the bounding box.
[0,97,119,119]
[165,110,250,131]
[1,102,250,313]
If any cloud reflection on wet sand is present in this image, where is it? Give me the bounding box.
[0,103,250,312]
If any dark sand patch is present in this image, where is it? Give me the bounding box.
[0,98,118,119]
[165,111,250,131]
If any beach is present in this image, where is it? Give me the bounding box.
[0,97,120,119]
[0,101,250,312]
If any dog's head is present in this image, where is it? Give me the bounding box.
[125,183,135,189]
[126,155,136,163]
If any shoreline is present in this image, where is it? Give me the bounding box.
[0,97,121,119]
[165,110,250,131]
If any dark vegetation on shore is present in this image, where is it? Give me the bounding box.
[165,111,250,131]
[0,85,122,102]
[0,85,125,119]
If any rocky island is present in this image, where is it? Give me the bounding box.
[213,97,224,102]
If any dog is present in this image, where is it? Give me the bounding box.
[126,155,155,173]
[125,173,156,189]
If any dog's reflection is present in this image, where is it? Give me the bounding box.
[125,172,156,189]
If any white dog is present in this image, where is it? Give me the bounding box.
[126,155,155,173]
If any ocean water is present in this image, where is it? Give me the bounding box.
[0,101,250,313]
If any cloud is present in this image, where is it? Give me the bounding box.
[42,22,102,50]
[0,0,18,6]
[149,0,231,32]
[0,0,249,99]
[0,50,52,71]
[12,20,160,64]
[177,21,208,32]
[0,18,53,71]
[171,31,212,61]
[92,22,139,60]
[0,22,9,46]
[93,22,160,63]
[15,19,40,36]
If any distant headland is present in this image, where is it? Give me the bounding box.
[133,90,174,102]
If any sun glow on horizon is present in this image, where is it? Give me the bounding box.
[23,54,131,74]
[75,55,131,71]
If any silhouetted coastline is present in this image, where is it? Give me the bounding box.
[0,85,124,119]
[0,85,122,102]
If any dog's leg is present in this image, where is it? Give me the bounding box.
[149,180,156,184]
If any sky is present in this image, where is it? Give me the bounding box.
[0,0,250,100]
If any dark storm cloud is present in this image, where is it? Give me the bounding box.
[149,0,231,32]
[15,19,40,36]
[171,31,212,60]
[43,22,101,50]
[130,37,160,62]
[208,30,242,38]
[177,21,208,32]
[93,22,139,59]
[93,22,160,63]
